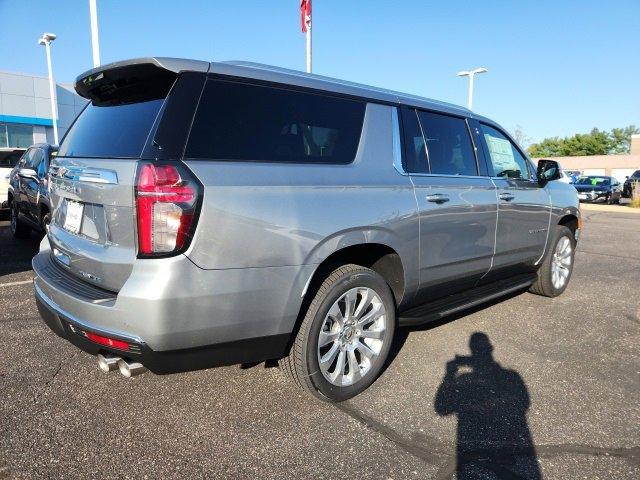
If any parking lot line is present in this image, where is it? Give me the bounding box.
[0,279,33,288]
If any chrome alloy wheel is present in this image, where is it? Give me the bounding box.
[551,236,573,290]
[317,287,387,387]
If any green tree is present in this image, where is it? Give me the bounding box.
[610,125,640,153]
[527,125,639,157]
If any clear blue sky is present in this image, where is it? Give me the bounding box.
[1,0,638,144]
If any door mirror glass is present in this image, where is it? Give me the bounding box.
[537,159,561,182]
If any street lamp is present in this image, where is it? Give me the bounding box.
[457,67,488,110]
[38,32,59,144]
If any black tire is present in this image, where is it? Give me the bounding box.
[10,202,31,239]
[280,264,396,402]
[529,225,575,297]
[606,194,614,205]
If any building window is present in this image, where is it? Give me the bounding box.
[0,123,34,148]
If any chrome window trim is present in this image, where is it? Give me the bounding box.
[391,107,407,175]
[410,173,491,180]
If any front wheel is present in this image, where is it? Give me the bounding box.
[280,264,396,402]
[10,202,31,239]
[530,225,576,297]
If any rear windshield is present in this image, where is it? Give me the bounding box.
[185,79,366,164]
[57,99,163,158]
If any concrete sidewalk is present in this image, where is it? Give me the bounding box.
[580,202,640,214]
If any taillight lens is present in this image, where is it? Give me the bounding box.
[135,162,202,257]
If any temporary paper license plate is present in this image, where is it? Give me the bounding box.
[64,200,84,234]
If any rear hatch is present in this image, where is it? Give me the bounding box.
[47,58,208,292]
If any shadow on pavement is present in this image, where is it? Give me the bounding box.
[0,210,41,278]
[434,332,541,479]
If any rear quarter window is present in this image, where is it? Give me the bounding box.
[185,79,366,164]
[57,99,164,158]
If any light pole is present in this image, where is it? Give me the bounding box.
[89,0,101,67]
[38,32,59,145]
[457,67,488,110]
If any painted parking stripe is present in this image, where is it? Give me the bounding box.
[0,279,33,288]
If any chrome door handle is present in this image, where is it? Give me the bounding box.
[499,193,515,202]
[426,193,450,204]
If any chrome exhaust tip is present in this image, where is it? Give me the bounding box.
[97,353,121,373]
[117,358,147,378]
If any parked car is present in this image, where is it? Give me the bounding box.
[564,170,581,184]
[573,175,622,204]
[622,169,640,198]
[7,143,55,237]
[0,148,26,209]
[33,58,580,401]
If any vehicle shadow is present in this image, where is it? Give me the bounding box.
[0,211,41,277]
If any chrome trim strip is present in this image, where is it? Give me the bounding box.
[391,107,407,175]
[54,166,118,184]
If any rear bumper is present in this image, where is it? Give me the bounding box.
[34,283,289,374]
[32,248,314,373]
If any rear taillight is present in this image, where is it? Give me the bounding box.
[135,162,202,257]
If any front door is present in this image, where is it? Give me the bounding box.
[477,122,551,278]
[401,107,498,301]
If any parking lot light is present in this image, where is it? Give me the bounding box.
[457,67,488,110]
[37,32,59,144]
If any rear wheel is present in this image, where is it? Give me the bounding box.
[10,201,31,239]
[530,225,575,297]
[280,264,396,402]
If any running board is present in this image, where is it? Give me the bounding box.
[398,273,537,327]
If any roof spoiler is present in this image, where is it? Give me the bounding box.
[74,57,210,106]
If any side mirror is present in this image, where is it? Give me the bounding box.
[18,168,38,179]
[537,159,561,184]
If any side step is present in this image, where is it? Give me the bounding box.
[398,273,537,327]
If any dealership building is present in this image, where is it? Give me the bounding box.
[0,70,86,148]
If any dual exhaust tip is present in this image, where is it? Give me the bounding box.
[97,353,147,378]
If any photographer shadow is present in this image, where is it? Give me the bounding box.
[434,332,542,479]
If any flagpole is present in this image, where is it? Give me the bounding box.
[306,23,312,73]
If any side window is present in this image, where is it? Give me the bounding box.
[28,149,45,173]
[400,108,428,173]
[481,124,531,180]
[417,111,477,176]
[185,80,366,164]
[20,148,34,168]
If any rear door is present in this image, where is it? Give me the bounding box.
[24,147,46,221]
[47,63,207,292]
[477,123,551,277]
[402,107,498,300]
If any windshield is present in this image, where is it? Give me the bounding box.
[631,170,640,179]
[575,176,610,186]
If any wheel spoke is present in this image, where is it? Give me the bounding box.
[318,330,339,348]
[356,302,383,326]
[360,328,384,340]
[343,289,357,320]
[327,303,345,328]
[329,350,346,384]
[353,289,371,319]
[356,340,376,360]
[347,350,361,383]
[320,342,339,368]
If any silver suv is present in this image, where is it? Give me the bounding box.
[33,58,579,401]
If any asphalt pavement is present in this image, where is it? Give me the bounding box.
[0,209,638,479]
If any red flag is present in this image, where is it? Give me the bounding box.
[301,0,311,32]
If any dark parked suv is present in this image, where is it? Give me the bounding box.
[622,170,640,198]
[8,143,55,238]
[33,58,580,401]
